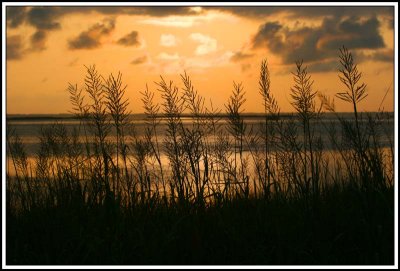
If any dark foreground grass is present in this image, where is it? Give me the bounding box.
[7,184,394,265]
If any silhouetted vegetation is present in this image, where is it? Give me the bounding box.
[6,46,394,265]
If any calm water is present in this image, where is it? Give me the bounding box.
[6,112,394,177]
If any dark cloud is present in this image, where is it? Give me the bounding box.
[30,30,47,51]
[131,55,148,65]
[282,49,393,74]
[7,7,63,58]
[6,6,201,30]
[205,6,393,20]
[308,49,393,73]
[13,5,390,29]
[204,6,284,19]
[68,18,115,50]
[6,5,393,63]
[7,35,24,60]
[5,5,200,59]
[116,6,201,17]
[321,16,384,50]
[354,49,394,63]
[371,50,394,62]
[69,35,99,50]
[285,6,393,19]
[230,51,254,62]
[6,6,394,31]
[251,15,386,65]
[6,6,27,28]
[58,6,201,17]
[252,21,284,52]
[118,31,140,46]
[276,59,338,75]
[27,7,61,30]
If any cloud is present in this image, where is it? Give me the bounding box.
[230,51,254,62]
[73,6,201,17]
[354,49,394,63]
[205,6,394,21]
[140,16,198,28]
[189,7,203,13]
[147,50,233,74]
[4,5,206,58]
[6,6,393,31]
[251,16,386,65]
[158,52,180,61]
[138,9,225,28]
[6,6,27,28]
[160,34,178,47]
[7,7,63,56]
[279,48,393,74]
[131,55,148,65]
[190,33,217,55]
[154,53,184,74]
[117,31,140,46]
[30,30,47,51]
[318,16,384,50]
[27,7,61,30]
[371,50,394,62]
[6,6,202,28]
[6,6,392,63]
[7,30,51,61]
[68,18,115,50]
[252,21,283,51]
[184,51,234,70]
[114,6,201,17]
[203,6,285,20]
[7,35,24,60]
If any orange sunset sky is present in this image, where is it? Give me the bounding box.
[5,4,396,114]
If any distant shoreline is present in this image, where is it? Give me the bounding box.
[6,111,394,121]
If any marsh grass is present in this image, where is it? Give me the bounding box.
[6,46,394,265]
[257,59,280,198]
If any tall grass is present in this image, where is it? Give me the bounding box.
[319,46,392,191]
[6,46,394,207]
[140,84,166,201]
[104,71,131,196]
[225,82,249,198]
[6,46,394,265]
[290,60,322,200]
[258,59,280,198]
